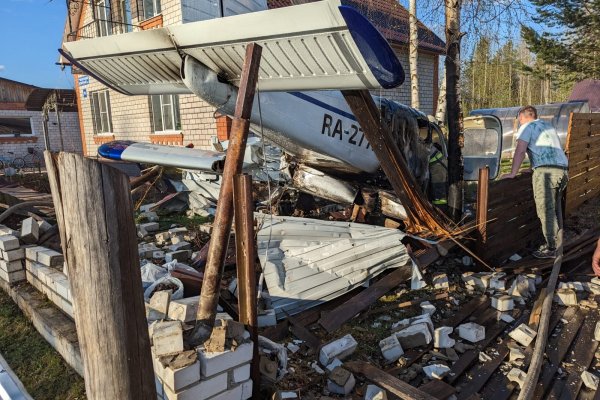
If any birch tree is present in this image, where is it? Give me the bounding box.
[409,0,420,109]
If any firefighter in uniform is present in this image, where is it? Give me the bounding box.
[429,143,448,210]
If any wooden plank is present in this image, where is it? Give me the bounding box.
[344,361,437,400]
[287,314,321,354]
[420,380,456,399]
[318,263,412,332]
[570,113,600,122]
[532,309,588,400]
[54,153,156,399]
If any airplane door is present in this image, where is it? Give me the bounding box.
[462,115,503,181]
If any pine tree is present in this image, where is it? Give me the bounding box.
[522,0,600,79]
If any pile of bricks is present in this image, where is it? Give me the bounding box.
[0,229,26,284]
[24,246,71,317]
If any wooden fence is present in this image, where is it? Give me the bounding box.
[565,113,600,215]
[474,112,600,264]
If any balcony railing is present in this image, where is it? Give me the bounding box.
[67,19,139,41]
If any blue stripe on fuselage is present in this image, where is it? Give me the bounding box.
[288,92,357,121]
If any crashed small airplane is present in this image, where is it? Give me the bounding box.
[60,0,504,315]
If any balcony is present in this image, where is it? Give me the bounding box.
[66,19,138,41]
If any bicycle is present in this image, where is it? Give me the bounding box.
[12,147,42,172]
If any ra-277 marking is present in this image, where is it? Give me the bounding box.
[321,114,371,149]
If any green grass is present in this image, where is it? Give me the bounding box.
[0,289,86,399]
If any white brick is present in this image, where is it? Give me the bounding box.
[0,235,19,251]
[0,268,25,284]
[231,363,250,384]
[491,295,514,312]
[20,218,39,244]
[554,288,578,306]
[379,334,403,363]
[36,249,64,267]
[2,247,24,261]
[154,356,201,392]
[457,322,485,343]
[434,326,455,349]
[509,324,537,347]
[163,372,228,400]
[0,260,23,273]
[199,342,253,378]
[168,296,199,323]
[153,321,184,356]
[319,334,358,366]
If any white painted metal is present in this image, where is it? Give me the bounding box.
[119,142,225,171]
[63,0,384,93]
[256,214,410,317]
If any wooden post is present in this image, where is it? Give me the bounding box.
[233,174,260,399]
[476,166,489,251]
[45,152,156,400]
[193,43,262,343]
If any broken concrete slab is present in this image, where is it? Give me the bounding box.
[319,334,358,366]
[168,296,199,323]
[582,370,599,390]
[509,323,537,347]
[490,273,507,290]
[507,368,526,388]
[364,384,387,400]
[508,344,525,364]
[434,326,455,349]
[379,334,404,363]
[457,322,485,343]
[420,301,436,316]
[392,313,434,335]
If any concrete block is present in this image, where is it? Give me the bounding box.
[490,273,507,290]
[319,334,358,366]
[423,364,451,379]
[140,203,156,213]
[168,241,192,252]
[257,308,277,327]
[434,326,455,349]
[168,296,199,323]
[325,358,343,371]
[0,260,23,273]
[169,227,188,237]
[327,367,355,395]
[150,290,172,319]
[241,379,252,399]
[154,356,201,392]
[2,247,24,261]
[152,321,184,356]
[20,218,39,244]
[379,334,404,363]
[508,344,525,363]
[37,219,52,234]
[510,275,531,298]
[582,371,599,390]
[140,222,160,233]
[0,268,25,284]
[509,323,537,347]
[554,288,578,306]
[392,313,434,335]
[163,372,227,400]
[395,323,432,349]
[491,295,514,312]
[0,235,19,251]
[420,301,436,316]
[155,232,171,244]
[365,384,388,400]
[140,211,159,222]
[232,363,250,384]
[38,249,64,268]
[507,368,526,388]
[199,341,253,378]
[55,278,71,301]
[457,322,485,343]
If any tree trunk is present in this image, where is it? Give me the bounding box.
[445,0,463,222]
[409,0,420,110]
[435,68,447,125]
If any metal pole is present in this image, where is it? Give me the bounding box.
[42,110,51,151]
[233,174,260,399]
[56,106,65,151]
[191,43,262,345]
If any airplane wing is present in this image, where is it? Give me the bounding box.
[60,0,404,94]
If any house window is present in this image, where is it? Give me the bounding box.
[0,117,34,136]
[143,0,162,19]
[91,90,113,134]
[151,95,181,132]
[96,0,112,37]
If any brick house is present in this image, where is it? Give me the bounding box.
[0,78,82,164]
[62,0,444,157]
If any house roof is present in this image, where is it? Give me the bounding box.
[268,0,446,54]
[569,79,600,112]
[25,88,78,112]
[0,77,39,89]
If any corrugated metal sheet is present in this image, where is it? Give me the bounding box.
[256,214,410,317]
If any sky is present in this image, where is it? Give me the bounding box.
[0,0,74,89]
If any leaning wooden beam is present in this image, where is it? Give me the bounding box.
[46,152,156,399]
[319,263,412,333]
[344,361,437,400]
[341,90,452,236]
[193,43,262,343]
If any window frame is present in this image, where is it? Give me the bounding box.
[150,94,181,133]
[96,0,112,37]
[90,90,113,135]
[142,0,162,20]
[0,116,35,137]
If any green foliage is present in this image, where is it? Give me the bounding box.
[522,0,600,79]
